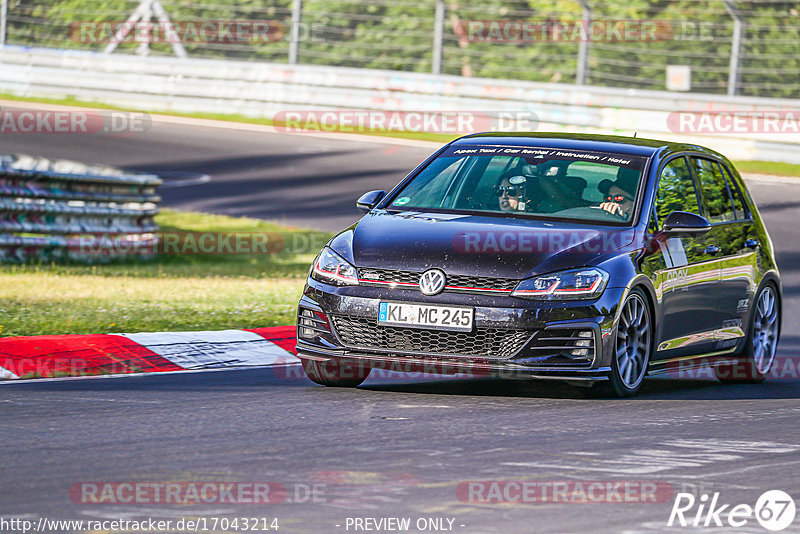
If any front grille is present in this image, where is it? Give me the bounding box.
[359,268,419,285]
[358,268,518,293]
[330,315,531,359]
[448,274,518,291]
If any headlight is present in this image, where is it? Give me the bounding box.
[311,247,359,286]
[512,268,608,300]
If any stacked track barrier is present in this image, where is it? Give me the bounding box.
[0,154,161,262]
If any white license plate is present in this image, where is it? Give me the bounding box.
[377,302,474,332]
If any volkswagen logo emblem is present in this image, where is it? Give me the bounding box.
[419,269,446,296]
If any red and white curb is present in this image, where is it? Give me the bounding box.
[0,326,299,380]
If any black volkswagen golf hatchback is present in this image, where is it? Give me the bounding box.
[296,133,781,396]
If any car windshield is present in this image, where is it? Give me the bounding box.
[386,145,649,224]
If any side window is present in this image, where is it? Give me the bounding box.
[720,164,749,219]
[692,157,735,223]
[655,157,701,225]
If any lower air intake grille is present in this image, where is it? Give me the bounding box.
[330,315,531,359]
[511,328,596,366]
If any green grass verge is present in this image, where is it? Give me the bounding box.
[732,160,800,178]
[0,209,330,337]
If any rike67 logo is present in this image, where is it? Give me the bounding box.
[668,490,796,531]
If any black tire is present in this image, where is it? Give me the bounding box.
[301,357,372,387]
[583,287,653,398]
[715,283,780,384]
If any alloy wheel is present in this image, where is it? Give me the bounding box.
[616,292,651,389]
[752,285,779,374]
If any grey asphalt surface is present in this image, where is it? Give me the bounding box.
[1,116,800,533]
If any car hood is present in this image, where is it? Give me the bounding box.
[332,210,637,280]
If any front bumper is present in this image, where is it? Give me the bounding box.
[296,278,627,381]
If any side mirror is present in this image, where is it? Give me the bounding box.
[662,211,712,236]
[356,190,385,213]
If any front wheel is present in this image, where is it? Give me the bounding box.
[301,357,372,387]
[583,288,652,398]
[715,284,780,383]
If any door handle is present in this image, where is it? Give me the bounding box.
[745,238,760,249]
[705,244,721,255]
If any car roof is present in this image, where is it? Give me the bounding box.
[452,132,723,160]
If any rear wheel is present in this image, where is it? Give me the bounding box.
[583,288,652,398]
[715,284,779,383]
[301,357,372,387]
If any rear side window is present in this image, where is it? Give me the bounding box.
[692,157,735,223]
[655,157,701,224]
[720,165,750,219]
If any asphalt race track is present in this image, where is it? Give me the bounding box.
[2,115,800,533]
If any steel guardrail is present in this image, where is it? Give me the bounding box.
[1,46,800,163]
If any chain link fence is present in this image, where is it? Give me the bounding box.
[1,0,798,98]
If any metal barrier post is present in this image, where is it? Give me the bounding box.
[104,0,186,58]
[576,0,591,85]
[289,0,303,64]
[152,0,187,59]
[722,0,744,97]
[432,0,445,75]
[0,0,8,48]
[137,0,153,57]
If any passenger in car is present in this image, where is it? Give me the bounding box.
[598,168,639,218]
